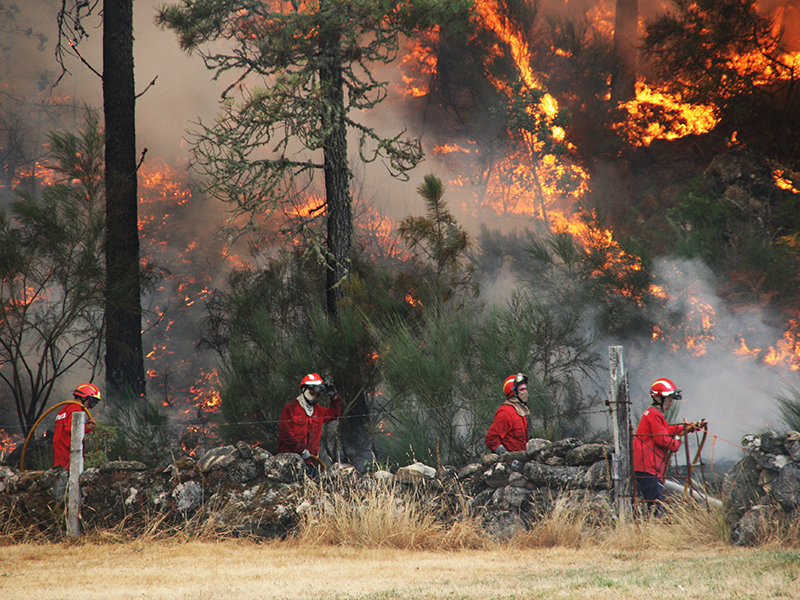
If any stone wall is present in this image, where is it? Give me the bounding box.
[0,437,614,541]
[722,431,800,546]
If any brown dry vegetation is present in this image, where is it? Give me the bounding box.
[1,485,799,599]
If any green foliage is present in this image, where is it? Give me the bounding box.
[475,292,601,439]
[0,110,106,434]
[377,308,479,466]
[396,174,478,306]
[513,216,657,339]
[156,0,467,235]
[105,387,171,466]
[201,252,381,457]
[669,172,800,306]
[777,389,800,432]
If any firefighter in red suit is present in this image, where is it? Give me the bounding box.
[485,373,530,454]
[278,373,341,473]
[53,383,101,468]
[633,378,702,512]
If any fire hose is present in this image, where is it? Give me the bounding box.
[664,478,722,507]
[664,419,719,507]
[19,401,94,471]
[308,454,328,470]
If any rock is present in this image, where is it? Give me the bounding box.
[490,485,531,510]
[538,438,582,464]
[723,455,762,522]
[526,438,550,455]
[731,505,773,546]
[508,471,528,488]
[396,462,436,484]
[100,460,148,471]
[565,443,609,466]
[482,510,525,540]
[479,453,501,467]
[784,432,800,463]
[172,480,204,513]
[552,490,614,526]
[524,462,584,488]
[584,460,612,490]
[197,446,238,472]
[749,452,790,471]
[370,470,394,484]
[229,459,260,484]
[264,454,305,484]
[770,463,800,512]
[482,462,512,488]
[457,463,482,481]
[759,431,787,455]
[235,441,253,459]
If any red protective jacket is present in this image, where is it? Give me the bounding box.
[633,405,683,478]
[277,395,341,462]
[485,404,529,453]
[53,402,90,468]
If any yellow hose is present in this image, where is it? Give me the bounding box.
[20,401,94,471]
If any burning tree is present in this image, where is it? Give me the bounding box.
[156,0,469,316]
[0,113,105,435]
[642,0,800,157]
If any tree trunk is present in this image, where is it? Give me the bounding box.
[319,23,352,319]
[104,0,145,398]
[611,0,638,103]
[319,10,368,459]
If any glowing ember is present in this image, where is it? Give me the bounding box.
[774,169,799,193]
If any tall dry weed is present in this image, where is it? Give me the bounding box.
[601,500,730,553]
[294,478,490,550]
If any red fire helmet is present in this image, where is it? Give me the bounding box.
[73,382,101,401]
[300,373,323,388]
[650,378,682,400]
[503,373,528,398]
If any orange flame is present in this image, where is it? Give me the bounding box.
[616,81,720,147]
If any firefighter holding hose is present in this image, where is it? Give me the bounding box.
[633,378,705,514]
[278,373,341,476]
[53,383,102,468]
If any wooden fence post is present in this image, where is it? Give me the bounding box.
[609,346,633,520]
[67,411,85,538]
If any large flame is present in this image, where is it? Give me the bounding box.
[616,81,720,147]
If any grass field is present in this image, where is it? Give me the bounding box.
[1,541,799,599]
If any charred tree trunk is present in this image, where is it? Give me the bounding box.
[611,0,638,103]
[104,0,145,398]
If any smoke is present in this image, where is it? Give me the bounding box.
[626,258,791,460]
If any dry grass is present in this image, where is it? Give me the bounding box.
[294,478,490,550]
[2,485,800,599]
[1,539,798,600]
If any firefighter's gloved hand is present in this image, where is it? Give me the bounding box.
[85,420,96,434]
[494,444,507,455]
[300,449,311,460]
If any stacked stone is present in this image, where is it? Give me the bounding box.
[723,431,800,546]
